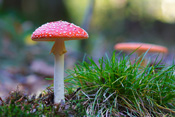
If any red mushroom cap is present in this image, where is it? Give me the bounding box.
[31,21,89,41]
[114,42,168,53]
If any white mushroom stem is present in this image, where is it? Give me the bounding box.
[50,39,67,103]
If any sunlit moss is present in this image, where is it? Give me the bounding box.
[126,0,175,23]
[63,0,89,24]
[64,0,175,29]
[161,0,175,23]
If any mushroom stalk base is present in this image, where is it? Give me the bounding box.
[51,40,66,104]
[137,52,146,66]
[54,53,64,103]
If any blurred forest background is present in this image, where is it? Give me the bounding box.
[1,0,175,98]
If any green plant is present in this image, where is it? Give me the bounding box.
[1,52,175,116]
[65,51,175,116]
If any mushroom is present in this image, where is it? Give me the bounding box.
[114,42,168,65]
[31,21,89,103]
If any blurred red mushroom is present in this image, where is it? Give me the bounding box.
[114,42,168,66]
[31,21,89,103]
